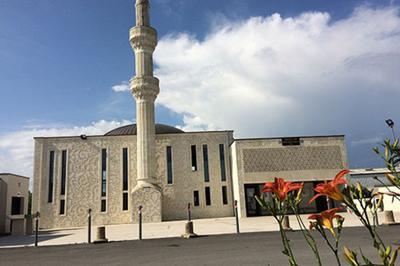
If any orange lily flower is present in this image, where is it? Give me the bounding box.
[308,208,344,235]
[262,177,303,201]
[309,169,349,203]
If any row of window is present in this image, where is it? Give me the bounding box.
[167,144,227,184]
[47,143,228,214]
[193,186,228,206]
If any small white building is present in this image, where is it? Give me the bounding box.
[350,168,400,212]
[0,173,30,235]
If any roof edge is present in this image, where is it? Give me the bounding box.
[0,173,30,179]
[233,134,345,142]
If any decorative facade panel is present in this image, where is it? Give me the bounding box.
[243,146,342,173]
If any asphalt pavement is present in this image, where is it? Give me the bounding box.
[0,225,399,266]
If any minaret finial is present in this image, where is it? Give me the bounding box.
[135,0,150,26]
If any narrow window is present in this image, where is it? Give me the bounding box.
[205,187,211,206]
[122,148,129,211]
[122,192,128,211]
[166,146,173,184]
[122,148,128,191]
[193,191,199,206]
[11,197,23,215]
[203,145,209,182]
[48,151,55,203]
[191,145,197,171]
[219,144,226,182]
[60,150,67,196]
[59,199,65,215]
[222,186,228,205]
[101,199,106,212]
[101,149,107,197]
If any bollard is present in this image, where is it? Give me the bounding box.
[234,200,240,234]
[326,195,331,210]
[188,203,192,222]
[138,205,143,240]
[88,209,92,244]
[182,221,198,239]
[34,211,40,247]
[93,226,108,244]
[282,215,292,231]
[383,210,398,225]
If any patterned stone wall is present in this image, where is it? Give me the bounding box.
[156,132,234,221]
[33,131,234,229]
[243,146,342,172]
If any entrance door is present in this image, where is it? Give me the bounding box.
[313,182,328,212]
[245,184,262,217]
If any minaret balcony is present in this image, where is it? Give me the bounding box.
[130,26,157,51]
[130,76,160,100]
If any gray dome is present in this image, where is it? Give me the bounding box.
[105,123,184,136]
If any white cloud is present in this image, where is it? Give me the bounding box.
[0,120,131,178]
[176,114,218,132]
[153,6,400,140]
[111,81,130,92]
[351,137,383,146]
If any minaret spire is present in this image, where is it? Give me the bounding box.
[130,0,162,223]
[135,0,150,26]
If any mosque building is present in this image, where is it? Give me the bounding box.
[32,0,347,229]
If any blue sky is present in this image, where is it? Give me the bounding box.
[0,0,399,176]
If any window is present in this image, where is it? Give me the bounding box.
[222,186,228,205]
[123,192,128,211]
[122,148,128,191]
[219,144,226,181]
[191,145,197,171]
[205,187,211,206]
[11,197,23,215]
[166,146,173,184]
[48,151,55,203]
[60,150,67,196]
[203,145,209,182]
[122,148,129,211]
[59,199,65,215]
[282,137,301,146]
[101,149,107,197]
[193,191,199,206]
[101,199,107,212]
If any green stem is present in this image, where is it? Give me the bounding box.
[318,226,341,266]
[277,218,297,266]
[346,201,387,260]
[292,206,322,265]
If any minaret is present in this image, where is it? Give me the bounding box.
[130,0,162,223]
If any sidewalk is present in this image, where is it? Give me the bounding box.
[1,212,399,248]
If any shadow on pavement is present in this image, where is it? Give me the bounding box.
[0,231,72,248]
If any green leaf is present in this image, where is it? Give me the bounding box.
[360,249,373,266]
[389,247,399,266]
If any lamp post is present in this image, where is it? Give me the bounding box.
[138,205,143,240]
[385,119,396,139]
[34,211,40,247]
[88,208,92,243]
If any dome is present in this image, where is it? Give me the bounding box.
[105,123,184,136]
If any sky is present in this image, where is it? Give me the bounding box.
[0,0,399,177]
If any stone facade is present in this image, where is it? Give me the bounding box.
[31,0,349,229]
[32,131,234,229]
[231,136,348,218]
